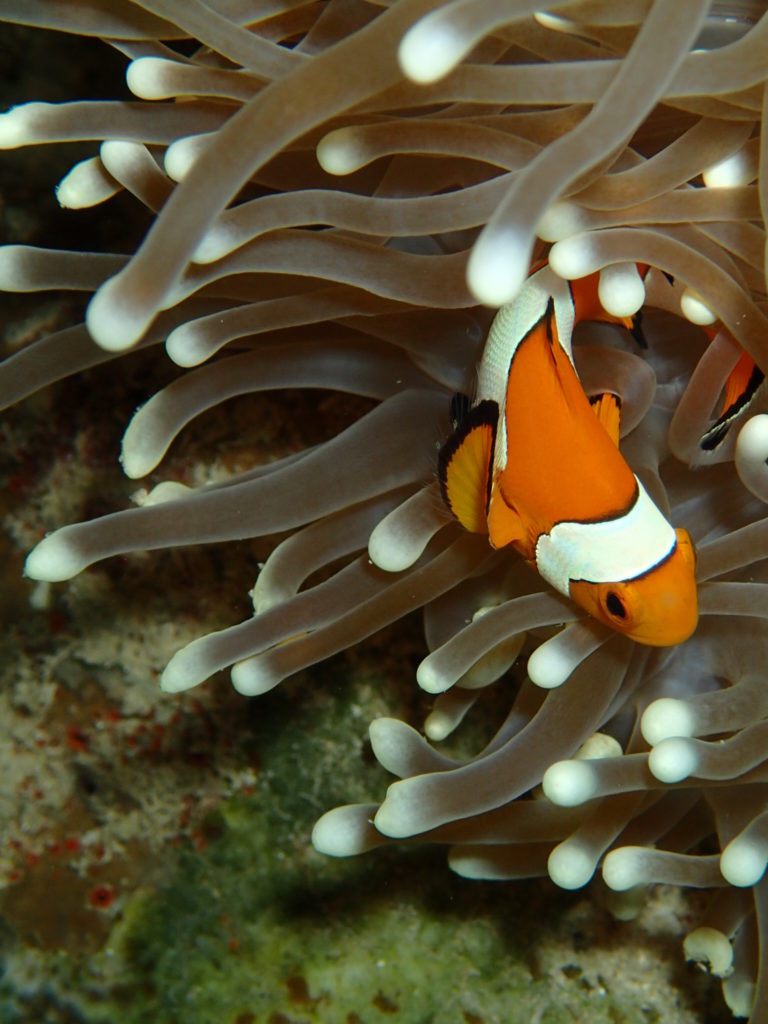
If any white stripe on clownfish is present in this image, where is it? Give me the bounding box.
[476,263,575,473]
[535,479,676,595]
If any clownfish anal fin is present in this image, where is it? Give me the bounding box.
[438,398,498,535]
[700,350,765,451]
[590,392,622,447]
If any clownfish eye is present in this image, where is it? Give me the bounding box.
[605,591,627,620]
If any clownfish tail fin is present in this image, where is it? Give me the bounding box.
[589,392,622,447]
[438,398,497,535]
[700,350,765,451]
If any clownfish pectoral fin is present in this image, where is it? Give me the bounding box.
[589,392,622,447]
[700,349,765,451]
[487,485,526,549]
[438,398,498,535]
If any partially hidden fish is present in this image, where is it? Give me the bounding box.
[438,261,698,646]
[699,341,765,452]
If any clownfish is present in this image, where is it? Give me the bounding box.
[700,343,765,451]
[438,261,698,647]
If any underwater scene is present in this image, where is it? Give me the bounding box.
[1,3,766,1022]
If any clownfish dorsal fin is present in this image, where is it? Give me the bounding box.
[589,392,622,447]
[438,398,498,535]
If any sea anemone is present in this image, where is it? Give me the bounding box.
[2,0,768,1018]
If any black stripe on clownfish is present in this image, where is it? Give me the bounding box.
[700,352,766,451]
[448,392,472,432]
[438,398,497,536]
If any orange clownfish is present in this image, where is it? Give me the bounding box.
[438,262,698,647]
[700,343,765,451]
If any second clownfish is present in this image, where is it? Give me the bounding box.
[438,261,698,647]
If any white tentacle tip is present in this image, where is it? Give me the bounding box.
[533,12,578,32]
[311,805,378,857]
[702,149,753,189]
[548,842,596,890]
[549,233,596,280]
[723,975,756,1019]
[160,640,211,692]
[536,202,586,243]
[371,800,401,838]
[602,848,647,891]
[56,157,118,210]
[164,133,210,182]
[371,782,419,839]
[680,287,717,326]
[99,139,145,174]
[86,274,150,352]
[737,414,768,462]
[527,639,572,689]
[541,760,597,807]
[193,226,233,265]
[231,657,274,696]
[647,737,698,783]
[368,521,423,573]
[316,128,363,176]
[126,56,175,100]
[25,533,86,582]
[398,19,462,84]
[641,697,695,745]
[415,657,450,694]
[133,481,192,506]
[120,448,158,481]
[575,733,622,760]
[683,927,734,978]
[598,263,645,318]
[165,323,208,367]
[311,811,349,856]
[735,414,768,500]
[120,413,163,479]
[423,707,453,741]
[720,837,768,887]
[467,230,529,308]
